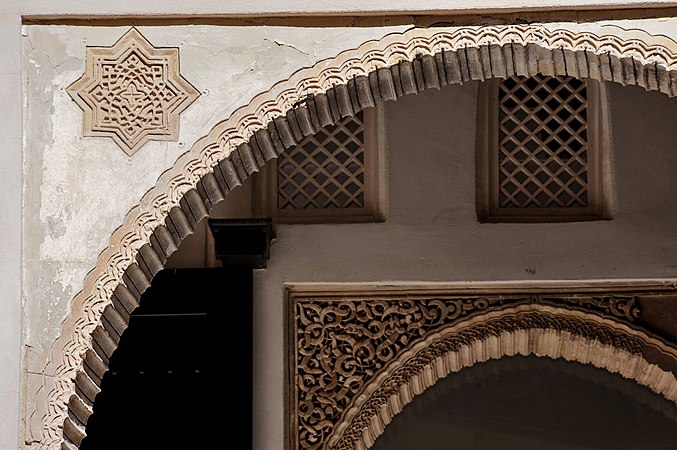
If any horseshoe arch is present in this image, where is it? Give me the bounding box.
[31,23,677,450]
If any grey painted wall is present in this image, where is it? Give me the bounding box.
[166,80,677,448]
[256,82,677,287]
[246,81,677,449]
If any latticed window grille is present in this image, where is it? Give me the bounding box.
[478,75,610,222]
[256,108,384,222]
[278,112,365,210]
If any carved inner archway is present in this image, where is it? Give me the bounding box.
[287,286,677,450]
[370,355,677,449]
[34,23,677,450]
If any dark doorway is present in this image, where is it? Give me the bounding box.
[81,267,252,449]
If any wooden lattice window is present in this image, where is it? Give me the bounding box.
[255,106,385,223]
[477,75,611,222]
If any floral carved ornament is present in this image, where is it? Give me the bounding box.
[289,288,677,450]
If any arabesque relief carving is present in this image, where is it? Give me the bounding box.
[35,23,677,450]
[68,28,200,155]
[288,290,677,450]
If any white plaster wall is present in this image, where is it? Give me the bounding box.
[0,13,23,450]
[21,23,410,378]
[249,81,677,448]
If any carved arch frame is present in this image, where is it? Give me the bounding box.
[309,301,677,450]
[31,22,677,450]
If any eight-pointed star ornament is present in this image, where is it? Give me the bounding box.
[67,28,200,155]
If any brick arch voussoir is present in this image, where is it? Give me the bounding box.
[41,23,677,450]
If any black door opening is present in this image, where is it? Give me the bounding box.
[81,266,253,449]
[81,220,274,449]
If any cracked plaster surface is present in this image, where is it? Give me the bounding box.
[22,23,409,377]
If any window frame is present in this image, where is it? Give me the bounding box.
[476,76,613,223]
[254,104,386,223]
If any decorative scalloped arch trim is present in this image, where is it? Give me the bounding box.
[329,304,677,450]
[32,23,677,450]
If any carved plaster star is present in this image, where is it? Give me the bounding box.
[68,28,200,155]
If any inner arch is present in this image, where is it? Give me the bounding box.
[372,355,677,450]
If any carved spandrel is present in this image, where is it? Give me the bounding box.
[555,295,641,321]
[291,292,652,449]
[333,312,648,450]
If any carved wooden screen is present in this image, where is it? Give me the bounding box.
[477,75,611,222]
[256,107,384,223]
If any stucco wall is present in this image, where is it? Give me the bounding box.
[1,13,22,450]
[261,82,677,286]
[21,23,411,378]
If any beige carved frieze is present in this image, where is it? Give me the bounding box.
[67,28,200,155]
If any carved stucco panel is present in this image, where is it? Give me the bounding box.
[287,290,677,450]
[67,28,200,155]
